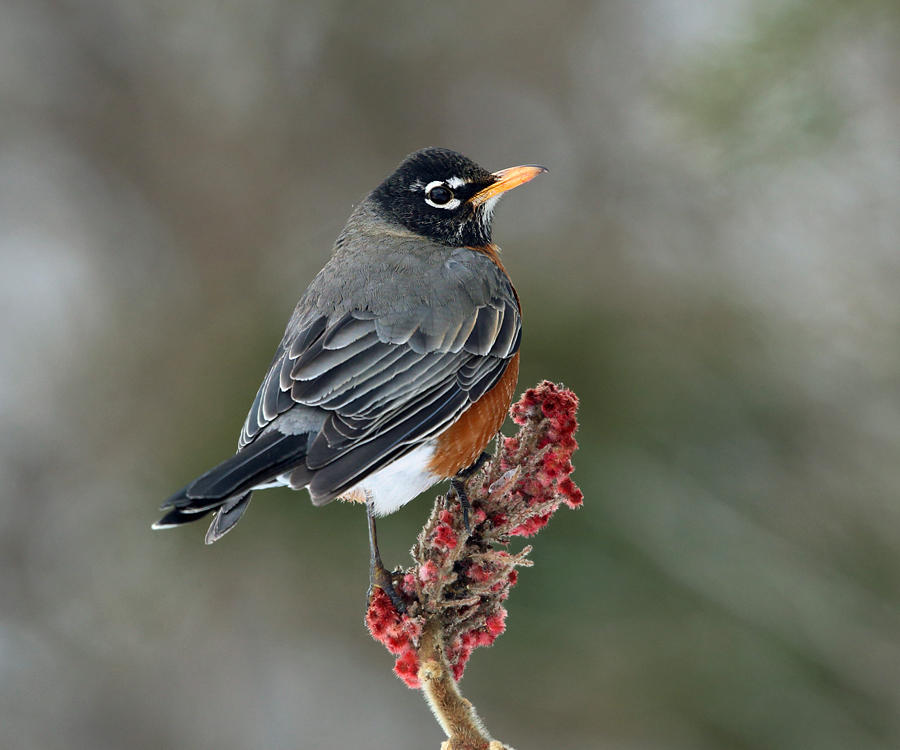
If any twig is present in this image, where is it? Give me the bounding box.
[418,618,509,750]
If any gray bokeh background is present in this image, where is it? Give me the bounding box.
[2,1,899,748]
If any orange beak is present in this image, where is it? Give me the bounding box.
[470,164,548,206]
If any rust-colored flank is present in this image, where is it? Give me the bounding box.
[428,352,520,478]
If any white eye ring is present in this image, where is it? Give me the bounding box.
[424,180,461,210]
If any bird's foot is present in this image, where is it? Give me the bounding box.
[368,560,408,614]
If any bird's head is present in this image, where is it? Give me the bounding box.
[371,147,547,247]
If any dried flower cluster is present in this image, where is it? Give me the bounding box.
[366,381,582,688]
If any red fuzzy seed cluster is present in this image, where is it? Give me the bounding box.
[506,382,583,513]
[365,588,423,688]
[445,609,508,681]
[365,381,582,688]
[432,510,459,550]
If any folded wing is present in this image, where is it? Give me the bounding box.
[239,278,521,504]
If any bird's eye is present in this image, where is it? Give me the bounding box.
[424,181,459,209]
[428,186,453,204]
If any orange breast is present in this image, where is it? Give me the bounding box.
[428,352,520,477]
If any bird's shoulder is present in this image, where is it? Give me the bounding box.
[283,204,517,352]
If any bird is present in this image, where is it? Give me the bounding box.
[154,147,546,603]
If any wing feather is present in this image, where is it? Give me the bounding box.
[465,305,502,355]
[291,330,382,380]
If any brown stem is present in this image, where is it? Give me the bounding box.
[417,618,513,750]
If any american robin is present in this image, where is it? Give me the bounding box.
[155,148,546,602]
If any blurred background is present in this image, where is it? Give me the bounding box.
[2,1,899,748]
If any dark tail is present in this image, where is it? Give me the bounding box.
[153,430,310,544]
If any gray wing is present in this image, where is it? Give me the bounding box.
[239,267,520,503]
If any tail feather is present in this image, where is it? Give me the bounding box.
[180,431,309,504]
[204,492,253,544]
[151,505,216,529]
[155,430,310,541]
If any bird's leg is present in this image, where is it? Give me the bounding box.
[460,450,492,477]
[366,501,406,613]
[450,451,492,533]
[449,477,471,532]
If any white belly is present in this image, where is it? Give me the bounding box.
[341,441,442,516]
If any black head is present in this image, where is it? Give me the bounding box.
[371,147,546,247]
